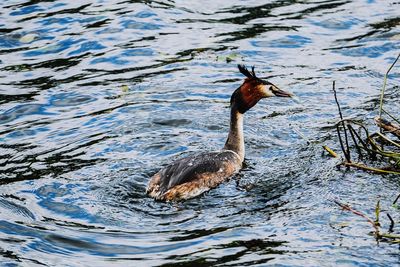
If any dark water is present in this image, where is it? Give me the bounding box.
[1,0,400,265]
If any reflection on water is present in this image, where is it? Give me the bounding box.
[1,0,400,265]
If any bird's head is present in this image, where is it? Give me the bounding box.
[231,64,292,113]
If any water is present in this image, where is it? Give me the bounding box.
[1,0,400,265]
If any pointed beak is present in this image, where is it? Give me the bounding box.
[273,87,293,97]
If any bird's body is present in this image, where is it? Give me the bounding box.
[146,65,292,201]
[146,150,241,201]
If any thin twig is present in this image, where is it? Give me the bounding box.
[379,233,400,240]
[375,200,380,226]
[322,145,338,158]
[333,81,344,121]
[396,158,400,167]
[375,116,400,139]
[375,133,400,149]
[333,81,351,162]
[387,213,394,233]
[393,193,400,205]
[291,124,313,144]
[336,125,349,162]
[348,124,376,159]
[382,108,400,125]
[367,136,400,158]
[334,200,379,233]
[379,53,400,120]
[342,162,400,175]
[347,121,378,159]
[347,125,363,160]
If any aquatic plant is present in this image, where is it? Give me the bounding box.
[326,53,400,174]
[327,53,400,243]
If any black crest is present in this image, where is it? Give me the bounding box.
[238,64,256,79]
[232,64,264,113]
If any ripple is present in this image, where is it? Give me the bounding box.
[0,197,35,220]
[311,17,360,30]
[152,118,192,127]
[251,35,312,49]
[49,93,96,107]
[0,104,50,124]
[10,5,44,16]
[90,55,130,65]
[68,41,106,56]
[23,38,85,57]
[335,42,400,58]
[120,20,164,30]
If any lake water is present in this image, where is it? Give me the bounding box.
[1,0,400,266]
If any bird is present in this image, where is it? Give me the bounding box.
[146,64,292,201]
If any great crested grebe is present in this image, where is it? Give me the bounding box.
[146,65,292,201]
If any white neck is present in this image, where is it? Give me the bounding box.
[223,105,245,162]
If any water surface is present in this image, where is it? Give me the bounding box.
[1,0,400,266]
